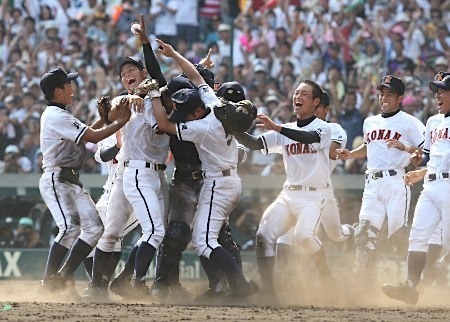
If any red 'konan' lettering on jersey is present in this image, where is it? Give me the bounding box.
[431,127,449,145]
[366,129,402,143]
[285,142,317,156]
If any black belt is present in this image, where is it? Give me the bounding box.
[287,185,316,191]
[428,173,450,181]
[124,160,167,171]
[365,170,397,180]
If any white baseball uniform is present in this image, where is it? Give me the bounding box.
[121,96,169,250]
[39,104,103,249]
[175,85,240,259]
[277,122,351,245]
[88,134,139,257]
[256,118,331,257]
[409,114,450,253]
[360,111,425,238]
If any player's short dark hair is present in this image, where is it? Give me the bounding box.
[302,80,323,100]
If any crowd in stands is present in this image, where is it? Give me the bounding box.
[0,0,450,176]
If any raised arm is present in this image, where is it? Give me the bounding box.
[134,14,167,87]
[156,39,205,87]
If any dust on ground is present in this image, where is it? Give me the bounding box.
[0,279,449,321]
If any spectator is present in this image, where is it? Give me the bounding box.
[13,217,45,248]
[175,0,199,46]
[0,144,32,173]
[337,92,365,151]
[150,0,178,47]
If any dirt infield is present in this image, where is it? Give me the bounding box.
[0,280,449,321]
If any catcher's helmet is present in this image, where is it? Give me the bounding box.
[214,99,257,134]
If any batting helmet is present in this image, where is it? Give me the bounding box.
[214,99,257,134]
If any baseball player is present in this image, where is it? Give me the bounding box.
[338,75,425,289]
[382,72,450,304]
[150,79,246,302]
[127,18,246,302]
[275,91,354,275]
[38,67,130,298]
[150,39,259,300]
[83,130,141,299]
[93,56,170,300]
[234,80,334,300]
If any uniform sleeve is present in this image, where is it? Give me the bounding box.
[175,118,209,144]
[198,84,222,109]
[332,124,347,149]
[53,112,88,144]
[423,119,432,154]
[311,123,331,151]
[408,117,426,148]
[94,135,117,163]
[260,130,283,155]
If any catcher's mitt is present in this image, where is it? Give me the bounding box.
[97,95,111,124]
[215,99,257,134]
[133,78,159,97]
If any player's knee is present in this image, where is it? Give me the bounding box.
[406,230,428,253]
[354,219,379,250]
[162,220,191,256]
[295,234,321,254]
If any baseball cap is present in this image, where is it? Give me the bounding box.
[115,56,145,76]
[217,24,230,32]
[40,67,78,95]
[429,72,450,92]
[376,75,405,95]
[169,88,203,122]
[216,81,245,102]
[265,94,280,105]
[320,91,330,107]
[5,145,19,154]
[167,75,195,94]
[18,217,33,227]
[435,57,449,68]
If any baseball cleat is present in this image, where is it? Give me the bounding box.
[82,282,110,302]
[109,273,132,298]
[150,282,170,300]
[382,281,419,305]
[194,288,226,304]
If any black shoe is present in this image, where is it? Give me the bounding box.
[150,282,170,300]
[194,288,226,304]
[40,275,63,293]
[228,279,259,299]
[83,282,110,302]
[110,273,132,298]
[382,281,419,305]
[57,273,81,302]
[128,278,156,301]
[170,283,193,301]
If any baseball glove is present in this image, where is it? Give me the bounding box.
[97,95,111,124]
[215,99,257,134]
[133,78,159,96]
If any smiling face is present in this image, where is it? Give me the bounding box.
[435,88,450,115]
[292,82,321,119]
[120,63,147,92]
[378,87,403,113]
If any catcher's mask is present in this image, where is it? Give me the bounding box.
[214,99,257,134]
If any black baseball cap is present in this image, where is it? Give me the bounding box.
[429,71,450,92]
[320,90,330,107]
[169,88,203,122]
[216,81,245,102]
[40,67,78,95]
[115,56,145,76]
[167,75,195,94]
[376,75,405,95]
